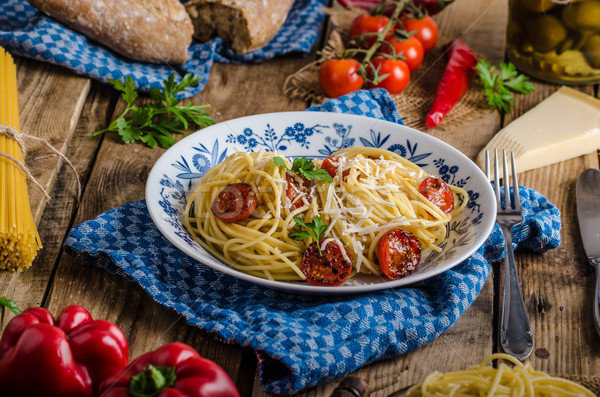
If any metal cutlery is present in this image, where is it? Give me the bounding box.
[485,149,534,361]
[576,168,600,336]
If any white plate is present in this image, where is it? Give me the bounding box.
[145,111,496,295]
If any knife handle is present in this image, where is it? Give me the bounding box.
[592,258,600,336]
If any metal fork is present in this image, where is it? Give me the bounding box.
[485,149,534,361]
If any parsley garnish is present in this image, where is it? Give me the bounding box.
[476,59,535,113]
[93,73,215,149]
[289,215,328,255]
[273,156,333,182]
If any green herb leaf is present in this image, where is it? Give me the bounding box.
[289,215,329,255]
[94,73,215,149]
[476,59,534,113]
[0,297,22,315]
[274,156,333,182]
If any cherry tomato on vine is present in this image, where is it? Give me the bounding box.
[301,241,352,286]
[211,183,257,222]
[418,176,454,213]
[379,35,424,72]
[400,15,439,52]
[367,55,410,94]
[318,58,364,98]
[378,229,421,280]
[349,13,390,48]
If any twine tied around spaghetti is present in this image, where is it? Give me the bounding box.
[0,125,81,201]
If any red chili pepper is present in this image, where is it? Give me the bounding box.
[336,0,455,15]
[0,299,129,397]
[425,39,478,128]
[99,342,240,397]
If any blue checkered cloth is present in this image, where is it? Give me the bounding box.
[0,0,327,98]
[63,90,561,395]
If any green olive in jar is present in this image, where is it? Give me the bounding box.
[526,15,568,53]
[581,34,600,68]
[517,0,555,13]
[561,1,600,31]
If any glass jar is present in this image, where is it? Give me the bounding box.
[507,0,600,84]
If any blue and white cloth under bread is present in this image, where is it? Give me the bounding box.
[0,0,327,98]
[64,90,562,395]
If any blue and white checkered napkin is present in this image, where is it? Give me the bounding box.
[64,90,561,395]
[0,0,327,98]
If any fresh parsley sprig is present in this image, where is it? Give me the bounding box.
[273,156,333,182]
[289,215,328,255]
[93,73,215,149]
[476,59,535,113]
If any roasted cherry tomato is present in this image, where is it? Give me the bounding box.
[321,155,351,181]
[418,176,454,213]
[301,241,352,286]
[367,55,411,94]
[377,229,421,280]
[350,13,390,48]
[211,183,257,222]
[379,35,424,72]
[286,172,312,210]
[318,58,364,98]
[400,15,439,52]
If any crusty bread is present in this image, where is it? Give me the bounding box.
[26,0,194,64]
[185,0,295,55]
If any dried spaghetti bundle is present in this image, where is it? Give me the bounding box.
[0,48,42,271]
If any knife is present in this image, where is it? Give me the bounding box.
[576,168,600,336]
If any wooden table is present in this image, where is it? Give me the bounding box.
[2,0,599,395]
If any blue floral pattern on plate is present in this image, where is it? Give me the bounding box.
[146,112,496,294]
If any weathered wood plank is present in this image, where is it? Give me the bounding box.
[16,57,90,223]
[0,57,95,328]
[501,82,600,377]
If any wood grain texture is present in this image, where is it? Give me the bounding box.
[0,58,95,329]
[500,82,600,378]
[4,0,600,395]
[16,57,90,224]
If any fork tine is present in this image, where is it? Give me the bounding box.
[511,152,521,212]
[494,149,501,209]
[485,150,490,180]
[503,149,511,209]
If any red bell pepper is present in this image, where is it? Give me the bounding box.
[99,342,240,397]
[0,300,129,397]
[425,39,478,128]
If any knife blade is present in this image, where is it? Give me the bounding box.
[576,168,600,336]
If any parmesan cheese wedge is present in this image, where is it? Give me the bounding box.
[476,86,600,175]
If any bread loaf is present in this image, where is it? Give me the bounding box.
[185,0,295,55]
[26,0,194,64]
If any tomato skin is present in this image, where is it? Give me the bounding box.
[367,55,411,94]
[301,241,352,286]
[377,230,421,280]
[379,35,424,72]
[211,183,257,222]
[321,155,351,180]
[318,58,364,98]
[286,172,312,210]
[418,176,455,213]
[400,16,439,52]
[350,13,390,48]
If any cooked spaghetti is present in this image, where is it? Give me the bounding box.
[405,353,596,396]
[183,147,468,282]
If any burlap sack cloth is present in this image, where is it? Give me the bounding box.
[284,7,490,130]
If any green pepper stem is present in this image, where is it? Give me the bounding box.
[130,365,177,397]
